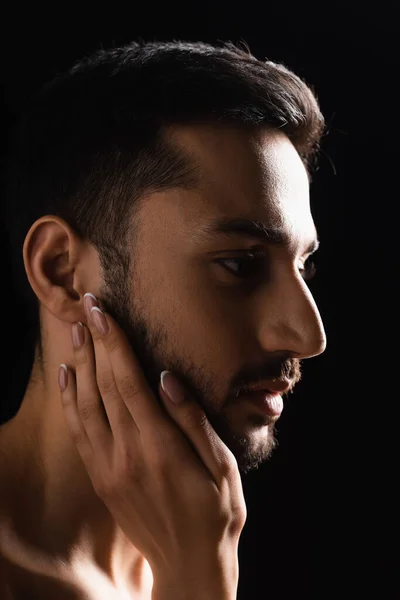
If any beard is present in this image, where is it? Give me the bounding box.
[98,256,297,475]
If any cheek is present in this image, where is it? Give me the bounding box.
[149,260,250,359]
[174,291,246,365]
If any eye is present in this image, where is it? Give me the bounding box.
[299,256,317,281]
[216,252,317,281]
[216,252,267,279]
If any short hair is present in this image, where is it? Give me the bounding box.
[4,38,325,364]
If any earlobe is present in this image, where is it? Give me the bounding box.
[22,215,84,323]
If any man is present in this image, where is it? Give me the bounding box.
[1,39,327,598]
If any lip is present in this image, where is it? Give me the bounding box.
[239,390,284,417]
[244,378,292,395]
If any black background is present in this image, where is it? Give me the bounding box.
[1,5,394,599]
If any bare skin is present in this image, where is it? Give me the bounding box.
[0,125,326,599]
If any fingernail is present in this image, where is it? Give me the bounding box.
[90,306,109,336]
[84,293,97,317]
[160,371,184,404]
[72,322,85,349]
[58,364,68,392]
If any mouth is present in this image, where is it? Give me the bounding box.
[238,389,283,417]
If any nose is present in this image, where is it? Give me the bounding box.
[258,269,327,359]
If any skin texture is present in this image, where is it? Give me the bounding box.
[0,125,326,598]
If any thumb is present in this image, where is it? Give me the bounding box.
[160,370,186,405]
[158,371,240,489]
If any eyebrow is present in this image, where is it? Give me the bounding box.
[197,217,320,255]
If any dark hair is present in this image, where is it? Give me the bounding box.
[4,38,325,364]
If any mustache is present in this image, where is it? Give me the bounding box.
[234,358,301,394]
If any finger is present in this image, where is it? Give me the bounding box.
[58,364,96,470]
[71,321,116,450]
[84,294,238,485]
[82,295,140,438]
[158,374,239,488]
[83,293,171,436]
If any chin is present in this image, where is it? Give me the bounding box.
[228,422,279,475]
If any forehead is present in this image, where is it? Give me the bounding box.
[138,124,315,251]
[177,123,309,214]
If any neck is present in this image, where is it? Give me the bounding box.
[0,352,153,598]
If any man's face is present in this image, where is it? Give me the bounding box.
[99,125,326,475]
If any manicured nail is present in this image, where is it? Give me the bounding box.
[58,364,68,392]
[84,293,97,317]
[90,306,109,336]
[160,371,184,404]
[71,322,85,349]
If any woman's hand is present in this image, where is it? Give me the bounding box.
[58,293,247,598]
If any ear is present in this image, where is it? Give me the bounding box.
[22,215,101,325]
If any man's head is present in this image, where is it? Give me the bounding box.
[5,40,326,474]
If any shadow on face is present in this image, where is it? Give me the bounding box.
[99,124,326,474]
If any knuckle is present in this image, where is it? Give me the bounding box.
[180,405,206,430]
[97,370,117,396]
[73,346,90,367]
[219,453,238,477]
[206,491,232,526]
[231,500,247,532]
[213,488,246,531]
[78,400,98,423]
[102,329,119,353]
[238,502,248,526]
[218,444,239,473]
[117,374,140,401]
[198,410,211,430]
